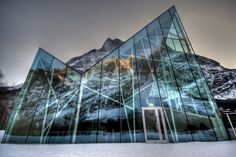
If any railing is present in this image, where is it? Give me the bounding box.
[223,113,236,139]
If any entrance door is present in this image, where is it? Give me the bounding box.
[142,107,168,143]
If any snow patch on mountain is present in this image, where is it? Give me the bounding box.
[0,84,23,92]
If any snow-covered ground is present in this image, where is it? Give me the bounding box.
[0,130,236,157]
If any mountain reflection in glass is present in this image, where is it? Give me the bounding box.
[2,6,228,143]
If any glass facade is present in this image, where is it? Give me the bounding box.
[2,6,228,143]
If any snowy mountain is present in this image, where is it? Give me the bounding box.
[197,55,236,100]
[66,38,236,101]
[67,38,123,73]
[0,84,21,129]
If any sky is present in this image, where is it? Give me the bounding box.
[0,0,236,85]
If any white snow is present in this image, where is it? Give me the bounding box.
[1,130,236,157]
[0,84,23,91]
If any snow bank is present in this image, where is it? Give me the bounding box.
[0,140,236,157]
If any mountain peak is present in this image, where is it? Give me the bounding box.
[100,38,123,52]
[67,38,123,73]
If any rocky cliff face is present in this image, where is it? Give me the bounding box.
[0,84,21,129]
[0,38,235,129]
[197,55,236,100]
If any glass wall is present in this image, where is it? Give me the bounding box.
[168,6,228,141]
[2,49,82,143]
[2,6,228,144]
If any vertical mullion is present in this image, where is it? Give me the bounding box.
[118,48,122,143]
[132,37,138,142]
[96,61,103,143]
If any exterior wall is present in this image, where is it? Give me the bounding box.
[2,6,228,144]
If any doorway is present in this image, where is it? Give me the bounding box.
[142,107,168,143]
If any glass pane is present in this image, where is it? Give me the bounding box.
[62,67,81,89]
[224,114,236,140]
[15,50,54,110]
[144,110,159,140]
[75,62,101,143]
[4,110,34,143]
[185,52,228,140]
[48,91,79,144]
[98,50,120,143]
[169,7,193,52]
[134,28,161,108]
[3,49,54,143]
[27,99,54,143]
[119,39,144,142]
[159,11,173,38]
[33,49,53,71]
[40,58,66,99]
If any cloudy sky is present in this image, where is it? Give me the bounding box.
[0,0,236,85]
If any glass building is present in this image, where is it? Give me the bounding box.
[2,6,228,143]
